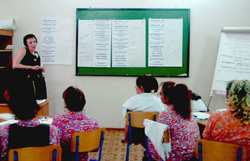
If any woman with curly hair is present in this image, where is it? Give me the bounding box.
[203,79,250,145]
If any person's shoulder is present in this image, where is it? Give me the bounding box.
[123,94,141,104]
[0,124,10,131]
[159,108,170,117]
[52,114,66,121]
[208,110,229,123]
[87,116,99,123]
[211,110,229,118]
[17,47,26,54]
[20,47,27,52]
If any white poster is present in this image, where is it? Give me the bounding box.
[93,20,112,67]
[148,18,183,67]
[112,19,145,67]
[216,33,250,81]
[41,18,73,65]
[78,19,111,67]
[77,20,94,67]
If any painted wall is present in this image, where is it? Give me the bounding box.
[1,0,250,128]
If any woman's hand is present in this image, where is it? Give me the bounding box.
[40,67,45,72]
[31,65,40,71]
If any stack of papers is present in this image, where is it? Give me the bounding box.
[0,113,15,120]
[192,112,210,120]
[39,118,53,124]
[0,119,18,126]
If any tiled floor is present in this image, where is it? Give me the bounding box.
[89,129,145,161]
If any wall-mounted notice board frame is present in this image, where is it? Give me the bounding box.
[76,8,190,77]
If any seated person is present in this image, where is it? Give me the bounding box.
[147,82,200,161]
[190,90,208,112]
[203,80,250,146]
[52,86,99,161]
[0,85,60,161]
[121,76,165,147]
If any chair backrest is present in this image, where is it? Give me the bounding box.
[125,111,159,128]
[195,139,247,161]
[8,145,62,161]
[163,128,170,143]
[71,128,106,152]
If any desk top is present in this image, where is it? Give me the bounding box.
[0,118,6,123]
[0,99,51,116]
[0,99,51,107]
[196,111,214,126]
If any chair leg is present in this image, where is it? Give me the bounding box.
[98,131,105,161]
[145,135,151,161]
[14,151,18,161]
[76,136,79,161]
[126,143,130,161]
[126,113,132,161]
[237,148,242,161]
[198,142,202,161]
[52,149,57,161]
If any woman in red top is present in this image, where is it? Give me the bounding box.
[203,80,250,145]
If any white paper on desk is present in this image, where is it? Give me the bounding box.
[0,119,18,126]
[192,112,210,119]
[39,118,53,125]
[0,113,15,120]
[36,99,46,104]
[216,108,227,111]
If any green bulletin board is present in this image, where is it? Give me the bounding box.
[76,8,190,77]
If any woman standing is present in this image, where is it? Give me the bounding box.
[13,34,47,99]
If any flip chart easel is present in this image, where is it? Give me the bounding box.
[208,27,250,109]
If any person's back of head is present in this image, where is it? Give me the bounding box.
[169,84,191,119]
[63,86,86,112]
[136,76,158,93]
[5,80,40,120]
[226,79,250,125]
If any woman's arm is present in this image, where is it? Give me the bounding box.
[13,48,39,70]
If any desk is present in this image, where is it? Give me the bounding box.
[196,111,213,138]
[0,118,6,123]
[0,99,51,116]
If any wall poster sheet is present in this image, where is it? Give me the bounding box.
[148,18,183,67]
[41,18,73,65]
[112,19,146,67]
[78,20,111,67]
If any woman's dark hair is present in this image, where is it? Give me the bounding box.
[63,86,86,112]
[161,81,176,99]
[136,76,158,93]
[5,86,40,120]
[162,82,191,119]
[23,34,37,47]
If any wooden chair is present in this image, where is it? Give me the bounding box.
[8,145,62,161]
[125,111,159,161]
[195,139,247,161]
[71,128,106,161]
